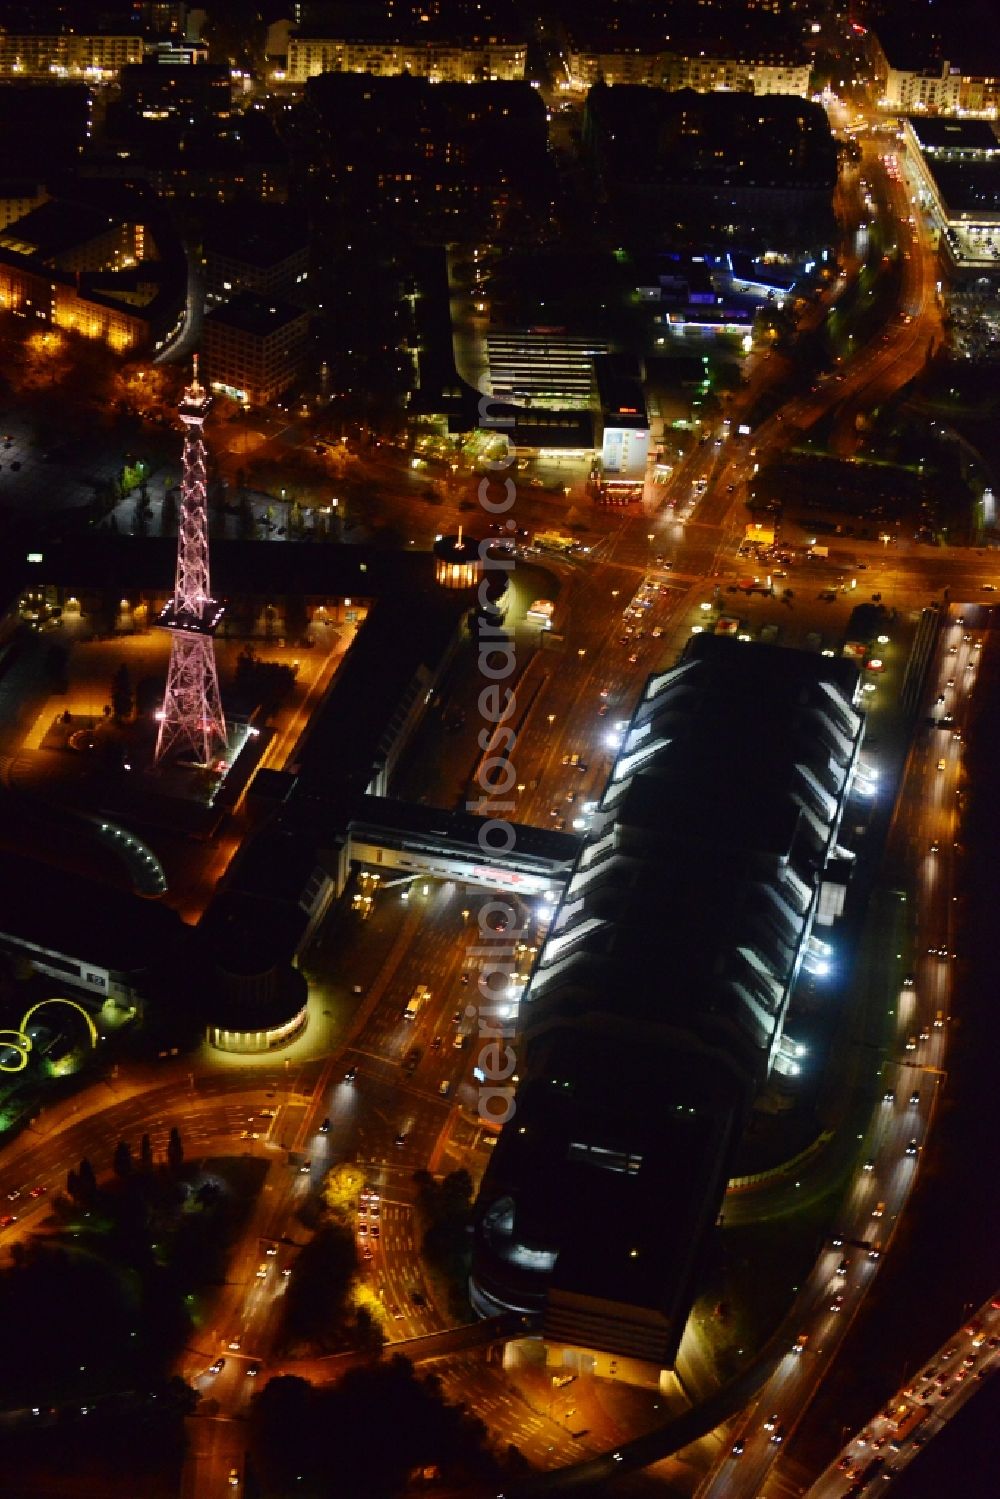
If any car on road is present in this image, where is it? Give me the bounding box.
[905,1139,919,1156]
[319,1117,330,1133]
[0,1214,17,1229]
[909,1091,920,1106]
[872,1201,885,1218]
[731,1440,745,1457]
[246,1364,260,1378]
[830,1294,845,1312]
[394,1131,409,1147]
[882,1090,895,1104]
[863,1157,875,1171]
[209,1359,225,1374]
[344,1067,357,1082]
[229,1469,240,1488]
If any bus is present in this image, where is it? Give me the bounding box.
[533,531,578,555]
[527,598,555,628]
[404,984,430,1021]
[888,1402,929,1450]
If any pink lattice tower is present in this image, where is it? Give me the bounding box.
[155,355,227,765]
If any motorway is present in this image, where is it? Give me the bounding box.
[804,1291,999,1496]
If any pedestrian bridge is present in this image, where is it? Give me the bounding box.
[344,796,581,897]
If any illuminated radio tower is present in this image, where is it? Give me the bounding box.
[155,355,227,766]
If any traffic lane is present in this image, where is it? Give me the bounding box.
[436,1353,583,1469]
[806,1304,1000,1495]
[0,1086,298,1234]
[509,574,695,827]
[180,1414,246,1499]
[758,615,968,1495]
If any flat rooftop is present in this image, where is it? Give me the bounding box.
[485,1030,741,1316]
[0,199,124,260]
[927,160,1000,219]
[204,291,306,338]
[349,794,581,871]
[909,119,1000,155]
[202,207,308,269]
[0,851,186,977]
[877,1,1000,74]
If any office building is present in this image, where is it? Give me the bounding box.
[202,291,310,407]
[202,207,309,308]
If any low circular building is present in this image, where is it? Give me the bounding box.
[433,529,482,589]
[199,893,309,1053]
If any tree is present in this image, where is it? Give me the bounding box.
[352,1304,385,1356]
[66,1167,79,1201]
[139,1133,153,1171]
[160,488,178,535]
[167,1127,183,1174]
[280,1220,358,1351]
[238,493,256,540]
[77,1157,97,1206]
[111,664,132,722]
[283,593,309,642]
[322,1162,365,1219]
[113,1140,132,1179]
[249,1357,503,1496]
[415,1169,474,1318]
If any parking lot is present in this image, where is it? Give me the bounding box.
[0,407,172,519]
[945,288,1000,363]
